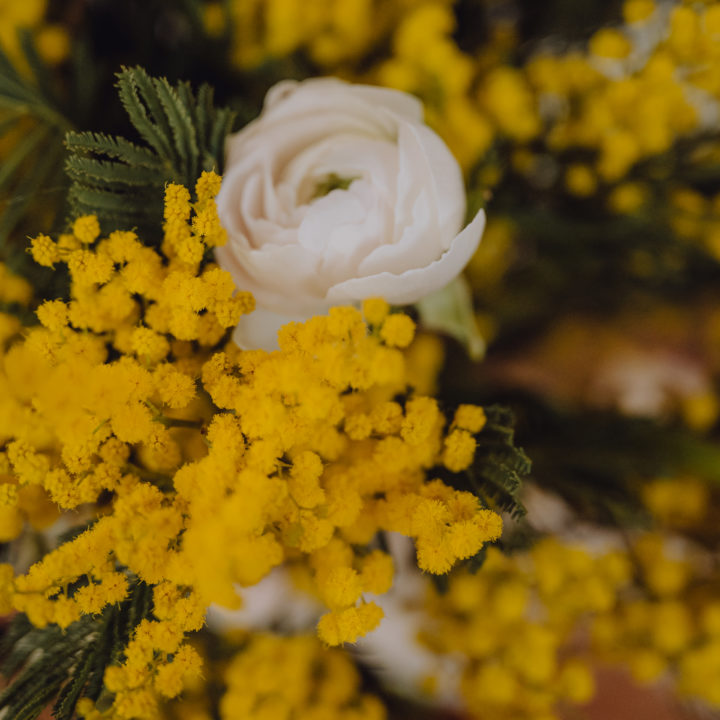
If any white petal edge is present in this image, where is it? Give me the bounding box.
[263,77,424,124]
[231,305,311,352]
[325,208,486,306]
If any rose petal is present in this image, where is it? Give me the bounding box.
[325,209,486,306]
[226,111,381,170]
[406,123,466,243]
[263,77,424,125]
[231,305,307,351]
[357,190,440,277]
[214,241,324,314]
[298,189,368,255]
[226,81,423,171]
[216,164,255,240]
[392,122,465,248]
[216,77,481,335]
[321,180,394,283]
[281,134,397,207]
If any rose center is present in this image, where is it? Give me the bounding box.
[312,173,359,199]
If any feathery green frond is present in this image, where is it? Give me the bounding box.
[0,579,153,720]
[455,405,530,520]
[66,66,237,237]
[429,403,529,542]
[65,132,164,169]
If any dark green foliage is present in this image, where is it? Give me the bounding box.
[439,404,530,520]
[481,203,720,348]
[0,579,153,720]
[65,66,236,236]
[0,31,70,272]
[468,405,531,519]
[452,0,625,52]
[513,0,625,44]
[0,31,67,130]
[521,399,720,527]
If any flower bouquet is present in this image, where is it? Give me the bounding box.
[1,2,720,720]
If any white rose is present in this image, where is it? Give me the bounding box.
[215,77,485,349]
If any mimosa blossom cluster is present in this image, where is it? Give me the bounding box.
[0,174,500,719]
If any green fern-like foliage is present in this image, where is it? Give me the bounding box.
[0,579,153,720]
[65,66,237,235]
[475,405,530,519]
[428,405,530,587]
[446,404,530,521]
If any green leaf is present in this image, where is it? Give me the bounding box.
[416,275,486,360]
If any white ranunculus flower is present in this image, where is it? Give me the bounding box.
[215,77,485,349]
